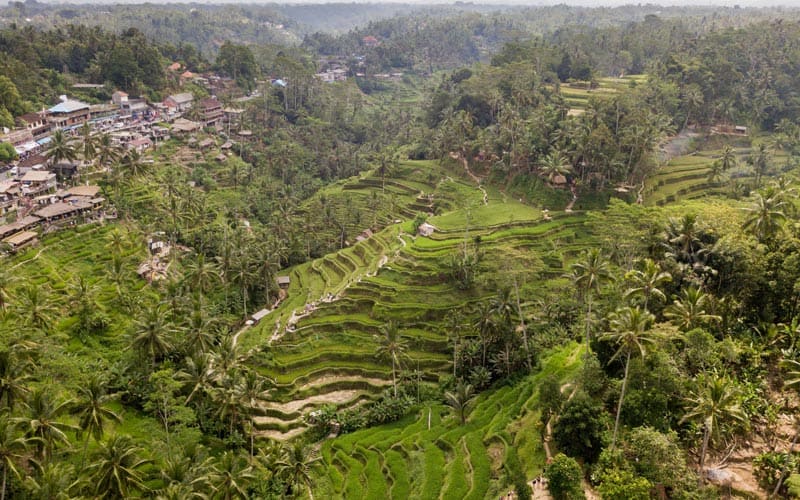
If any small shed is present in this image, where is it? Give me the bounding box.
[252,308,270,324]
[276,276,291,289]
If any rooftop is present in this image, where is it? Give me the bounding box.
[34,200,92,218]
[21,171,55,182]
[3,230,37,247]
[66,185,101,198]
[48,99,90,114]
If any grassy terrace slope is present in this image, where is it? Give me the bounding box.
[238,160,595,440]
[314,343,584,499]
[558,75,646,112]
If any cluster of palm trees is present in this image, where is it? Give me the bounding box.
[44,124,143,183]
[566,236,747,476]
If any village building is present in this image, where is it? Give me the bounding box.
[111,91,129,106]
[362,35,379,47]
[47,97,91,129]
[276,276,291,289]
[16,154,47,176]
[16,112,51,141]
[20,170,56,196]
[3,230,38,252]
[163,93,194,114]
[34,197,99,224]
[200,97,223,126]
[171,118,202,134]
[0,128,37,156]
[0,215,41,239]
[0,180,19,216]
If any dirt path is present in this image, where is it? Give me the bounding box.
[659,128,702,164]
[451,152,488,204]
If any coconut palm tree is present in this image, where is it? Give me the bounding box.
[444,381,476,425]
[0,413,31,500]
[22,462,75,500]
[664,287,721,331]
[569,248,615,358]
[0,349,30,412]
[742,191,787,244]
[73,375,121,467]
[623,258,671,310]
[184,253,221,298]
[15,284,55,333]
[207,450,254,500]
[15,389,76,463]
[119,149,149,178]
[539,150,573,184]
[78,122,97,166]
[236,370,271,458]
[276,443,320,500]
[718,145,737,172]
[747,143,771,189]
[95,133,121,170]
[44,129,77,166]
[86,435,151,498]
[472,300,497,368]
[129,304,175,369]
[178,353,216,407]
[374,321,408,398]
[600,306,659,448]
[680,373,746,477]
[0,270,14,314]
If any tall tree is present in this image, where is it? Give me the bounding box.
[44,130,77,166]
[16,389,76,463]
[276,443,320,500]
[87,435,151,498]
[374,321,408,398]
[623,258,671,310]
[681,373,746,478]
[0,414,30,500]
[742,191,787,244]
[600,306,659,448]
[664,287,721,331]
[129,304,175,369]
[73,375,121,467]
[570,248,615,358]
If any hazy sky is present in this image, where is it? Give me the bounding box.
[12,0,800,5]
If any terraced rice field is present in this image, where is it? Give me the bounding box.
[560,75,645,112]
[239,161,596,441]
[314,343,584,498]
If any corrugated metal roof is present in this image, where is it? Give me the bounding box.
[48,99,90,114]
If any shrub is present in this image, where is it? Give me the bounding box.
[545,454,585,500]
[596,469,651,500]
[553,391,607,464]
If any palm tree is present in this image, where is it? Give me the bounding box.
[179,353,216,408]
[22,462,75,500]
[236,370,271,458]
[719,145,737,172]
[0,270,14,314]
[0,349,30,412]
[276,443,320,500]
[569,248,615,358]
[129,304,175,369]
[184,253,221,298]
[96,133,121,170]
[444,381,476,425]
[680,373,746,477]
[539,150,573,183]
[663,214,705,264]
[623,258,671,310]
[600,306,659,448]
[15,284,55,333]
[86,435,151,498]
[207,450,254,500]
[664,287,721,331]
[44,129,77,166]
[15,389,76,463]
[747,143,771,189]
[742,191,787,244]
[0,413,30,500]
[445,309,465,378]
[472,301,497,368]
[374,321,408,398]
[119,149,149,178]
[78,122,97,166]
[73,375,121,467]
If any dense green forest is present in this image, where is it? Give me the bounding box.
[4,3,800,499]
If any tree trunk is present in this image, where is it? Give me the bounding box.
[611,350,631,449]
[513,278,532,371]
[391,357,397,398]
[584,295,593,359]
[698,420,711,485]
